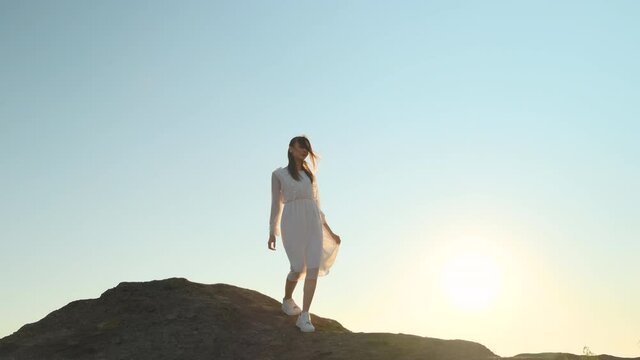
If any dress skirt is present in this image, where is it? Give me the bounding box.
[281,198,338,279]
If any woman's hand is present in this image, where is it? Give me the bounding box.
[268,234,276,251]
[331,232,341,245]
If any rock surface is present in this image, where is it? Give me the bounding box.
[0,278,637,360]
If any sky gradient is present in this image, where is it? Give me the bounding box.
[1,1,639,357]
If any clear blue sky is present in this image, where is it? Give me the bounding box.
[1,1,639,357]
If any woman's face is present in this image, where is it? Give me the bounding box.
[289,142,309,161]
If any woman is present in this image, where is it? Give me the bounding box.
[268,135,341,332]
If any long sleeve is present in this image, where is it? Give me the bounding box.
[269,171,284,236]
[312,177,327,225]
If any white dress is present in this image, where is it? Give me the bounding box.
[269,166,339,279]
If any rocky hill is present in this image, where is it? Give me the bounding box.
[0,278,637,360]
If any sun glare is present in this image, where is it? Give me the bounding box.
[440,250,503,312]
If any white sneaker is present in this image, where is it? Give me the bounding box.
[296,311,315,332]
[282,297,302,316]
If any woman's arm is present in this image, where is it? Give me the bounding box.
[269,171,284,236]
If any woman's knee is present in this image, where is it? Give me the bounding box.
[287,270,303,282]
[304,267,320,280]
[288,267,320,281]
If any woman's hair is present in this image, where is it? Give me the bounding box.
[287,135,319,183]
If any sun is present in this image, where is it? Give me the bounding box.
[440,250,503,312]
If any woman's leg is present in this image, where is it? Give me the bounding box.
[284,276,298,299]
[302,267,320,312]
[285,268,303,299]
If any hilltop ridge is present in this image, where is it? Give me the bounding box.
[0,278,636,360]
